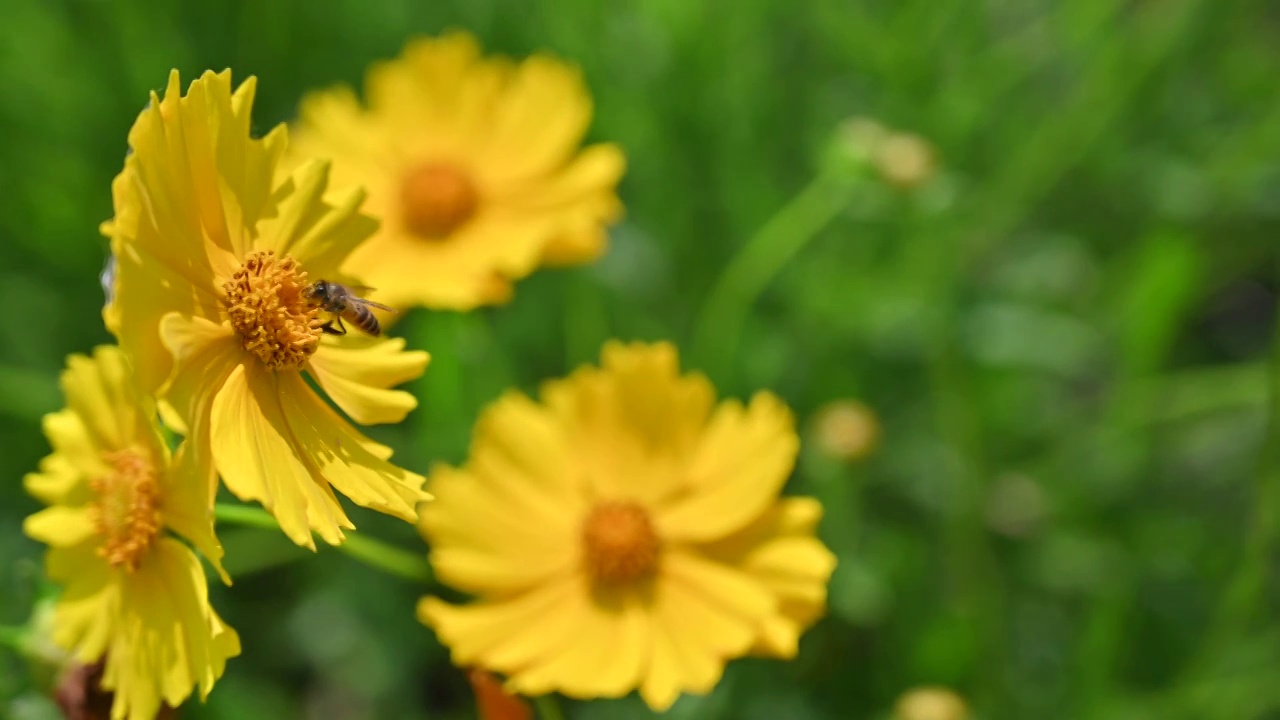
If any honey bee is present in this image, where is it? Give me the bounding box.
[304,280,395,337]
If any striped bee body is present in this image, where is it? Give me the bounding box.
[303,280,395,337]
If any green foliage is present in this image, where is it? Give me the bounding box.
[2,0,1278,718]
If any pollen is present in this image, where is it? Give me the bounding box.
[223,250,322,370]
[400,162,479,238]
[90,449,163,572]
[582,501,661,585]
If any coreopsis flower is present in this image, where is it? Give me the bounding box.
[419,342,836,710]
[24,346,238,720]
[289,31,626,310]
[102,70,430,548]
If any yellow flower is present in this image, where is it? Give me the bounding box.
[418,342,835,710]
[102,70,430,548]
[24,346,239,720]
[289,32,626,310]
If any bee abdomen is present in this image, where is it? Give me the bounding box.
[345,305,382,336]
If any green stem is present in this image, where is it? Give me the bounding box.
[1186,300,1280,695]
[690,169,853,379]
[532,694,566,720]
[0,625,27,653]
[213,504,432,584]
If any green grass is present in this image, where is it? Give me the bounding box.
[2,0,1279,718]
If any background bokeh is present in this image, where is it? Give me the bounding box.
[3,0,1280,718]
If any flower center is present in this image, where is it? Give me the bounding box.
[90,449,162,572]
[400,162,478,238]
[582,501,661,585]
[223,250,322,370]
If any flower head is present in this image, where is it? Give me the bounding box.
[24,346,238,720]
[418,342,835,710]
[102,70,431,548]
[289,32,626,310]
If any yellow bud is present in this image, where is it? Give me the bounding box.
[894,686,969,720]
[811,400,880,462]
[875,131,937,190]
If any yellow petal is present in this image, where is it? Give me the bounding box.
[105,539,240,719]
[473,54,593,185]
[696,498,835,658]
[276,370,428,520]
[505,580,650,701]
[292,87,400,178]
[421,463,576,595]
[306,336,429,425]
[540,341,715,505]
[37,410,107,487]
[157,312,242,436]
[340,229,520,310]
[366,32,486,147]
[46,544,116,664]
[657,392,799,542]
[105,68,286,393]
[258,159,378,280]
[24,453,85,506]
[106,241,224,396]
[630,552,779,710]
[420,577,579,673]
[60,347,141,454]
[23,506,97,547]
[210,363,351,549]
[163,441,230,585]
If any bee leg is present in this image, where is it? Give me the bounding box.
[319,318,348,336]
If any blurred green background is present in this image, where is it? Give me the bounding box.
[2,0,1280,718]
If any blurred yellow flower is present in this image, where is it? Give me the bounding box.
[419,342,835,710]
[894,686,969,720]
[289,32,626,310]
[102,70,430,548]
[24,346,238,720]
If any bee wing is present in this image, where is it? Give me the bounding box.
[359,299,398,313]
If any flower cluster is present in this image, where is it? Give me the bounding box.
[21,31,833,719]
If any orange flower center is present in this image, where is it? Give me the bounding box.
[90,449,162,572]
[400,162,479,239]
[223,250,322,370]
[582,501,661,585]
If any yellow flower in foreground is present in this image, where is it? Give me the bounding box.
[24,346,238,720]
[289,31,626,310]
[102,70,430,548]
[419,342,835,710]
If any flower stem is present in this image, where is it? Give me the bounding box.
[1187,299,1280,680]
[213,503,432,584]
[0,625,27,653]
[690,169,853,380]
[532,694,566,720]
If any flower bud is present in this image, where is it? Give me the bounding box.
[894,686,968,720]
[875,132,937,190]
[811,400,881,462]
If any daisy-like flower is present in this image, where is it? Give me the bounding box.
[418,342,836,710]
[24,346,238,720]
[102,70,430,548]
[288,31,626,310]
